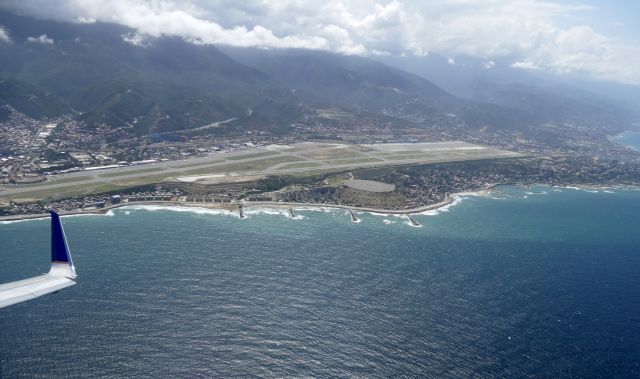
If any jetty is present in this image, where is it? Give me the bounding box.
[348,209,359,222]
[238,205,245,219]
[289,208,295,218]
[407,214,420,227]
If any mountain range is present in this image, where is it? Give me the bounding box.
[0,11,637,142]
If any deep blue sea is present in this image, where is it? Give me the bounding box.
[2,186,640,378]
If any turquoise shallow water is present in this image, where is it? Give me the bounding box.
[1,186,640,377]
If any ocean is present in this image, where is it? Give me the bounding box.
[614,130,640,152]
[1,186,640,377]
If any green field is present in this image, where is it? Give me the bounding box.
[302,147,366,160]
[20,176,94,187]
[277,162,323,170]
[225,151,281,161]
[99,167,164,178]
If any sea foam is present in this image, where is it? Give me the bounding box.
[0,216,48,224]
[244,207,306,220]
[419,196,467,216]
[119,205,239,218]
[62,210,115,218]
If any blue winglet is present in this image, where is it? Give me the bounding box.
[50,210,72,264]
[48,210,77,279]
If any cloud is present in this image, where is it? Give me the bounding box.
[512,26,640,85]
[27,34,54,44]
[1,0,639,85]
[121,32,149,47]
[0,25,11,44]
[447,57,455,65]
[1,0,328,50]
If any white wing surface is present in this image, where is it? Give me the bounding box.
[0,274,75,308]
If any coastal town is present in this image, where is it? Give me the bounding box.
[2,103,640,219]
[3,152,640,218]
[4,3,640,377]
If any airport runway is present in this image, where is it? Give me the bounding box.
[0,141,522,201]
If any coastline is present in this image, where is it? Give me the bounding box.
[1,182,637,223]
[0,197,457,222]
[0,193,463,222]
[611,130,640,152]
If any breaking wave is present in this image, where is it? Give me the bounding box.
[419,196,467,216]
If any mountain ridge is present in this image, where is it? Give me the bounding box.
[0,11,636,145]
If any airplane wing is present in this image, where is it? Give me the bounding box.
[0,275,76,308]
[0,210,77,309]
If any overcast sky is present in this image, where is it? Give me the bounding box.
[1,0,639,86]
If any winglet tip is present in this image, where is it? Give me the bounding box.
[50,210,76,279]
